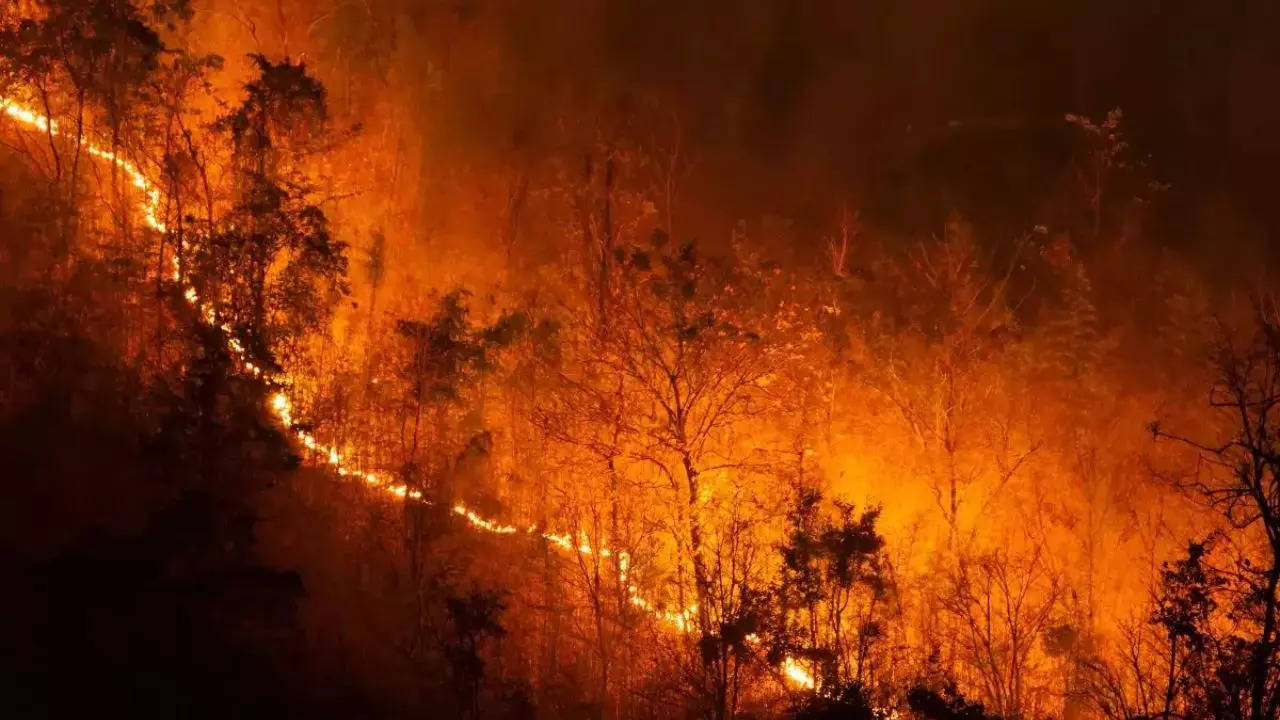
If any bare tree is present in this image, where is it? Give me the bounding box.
[942,543,1063,719]
[1151,298,1280,720]
[863,221,1039,549]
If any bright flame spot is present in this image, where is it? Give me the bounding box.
[454,505,520,534]
[781,657,816,689]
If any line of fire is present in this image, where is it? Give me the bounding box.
[3,2,1280,720]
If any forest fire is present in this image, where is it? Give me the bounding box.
[0,89,788,687]
[4,2,1280,720]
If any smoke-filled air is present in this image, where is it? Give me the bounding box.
[4,2,1280,719]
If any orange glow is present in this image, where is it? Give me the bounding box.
[0,90,835,695]
[0,96,167,234]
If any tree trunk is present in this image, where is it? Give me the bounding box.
[1250,563,1279,720]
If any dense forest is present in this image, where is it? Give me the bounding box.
[3,1,1280,719]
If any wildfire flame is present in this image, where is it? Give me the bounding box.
[0,93,816,692]
[1,97,167,234]
[781,657,816,689]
